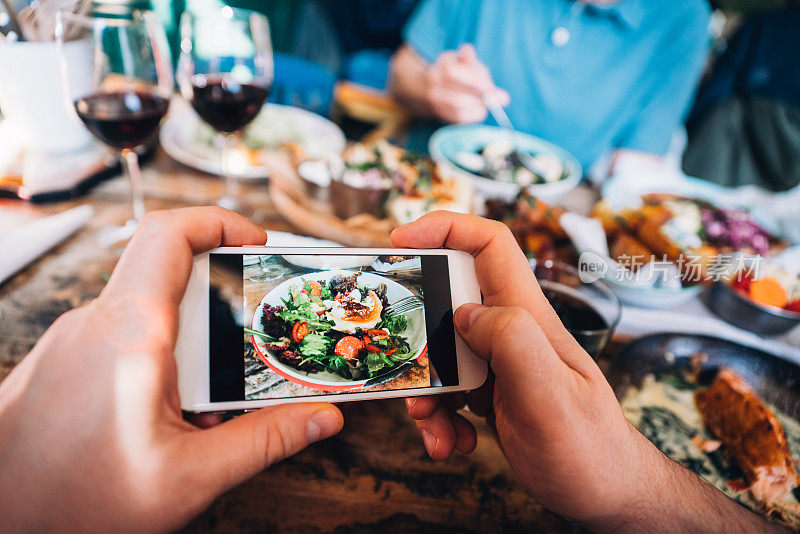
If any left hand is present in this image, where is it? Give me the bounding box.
[0,207,344,533]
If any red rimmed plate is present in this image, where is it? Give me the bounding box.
[250,269,427,392]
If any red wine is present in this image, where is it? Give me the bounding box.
[542,287,610,357]
[189,75,270,133]
[74,91,169,150]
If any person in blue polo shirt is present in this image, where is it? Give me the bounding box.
[389,0,711,175]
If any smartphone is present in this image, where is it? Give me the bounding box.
[175,247,487,412]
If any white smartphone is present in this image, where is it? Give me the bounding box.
[175,247,487,412]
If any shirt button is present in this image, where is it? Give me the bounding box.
[551,27,570,47]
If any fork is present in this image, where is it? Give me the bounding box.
[385,295,424,317]
[482,90,545,177]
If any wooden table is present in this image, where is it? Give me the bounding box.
[0,151,573,533]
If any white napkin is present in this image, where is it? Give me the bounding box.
[559,212,608,256]
[0,205,93,284]
[558,211,681,289]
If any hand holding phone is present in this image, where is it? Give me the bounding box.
[393,213,775,532]
[0,208,344,533]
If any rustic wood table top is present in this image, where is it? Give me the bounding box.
[0,151,575,533]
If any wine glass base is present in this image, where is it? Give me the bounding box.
[97,219,138,248]
[248,265,284,283]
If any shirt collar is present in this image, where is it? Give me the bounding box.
[585,1,645,30]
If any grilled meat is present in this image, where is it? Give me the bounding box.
[695,368,800,507]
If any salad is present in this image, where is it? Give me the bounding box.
[452,139,568,186]
[248,272,417,380]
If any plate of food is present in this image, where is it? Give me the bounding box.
[248,270,427,391]
[429,124,581,202]
[265,141,474,247]
[591,193,788,308]
[610,333,800,530]
[160,98,346,179]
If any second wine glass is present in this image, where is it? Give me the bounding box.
[177,6,274,211]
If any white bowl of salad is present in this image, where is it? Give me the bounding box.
[248,270,427,391]
[430,124,582,202]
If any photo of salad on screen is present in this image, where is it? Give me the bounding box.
[243,257,430,397]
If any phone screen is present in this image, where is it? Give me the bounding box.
[208,253,460,401]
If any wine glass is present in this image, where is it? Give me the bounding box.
[177,6,273,211]
[55,10,173,246]
[247,254,284,282]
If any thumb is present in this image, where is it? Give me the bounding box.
[181,403,343,495]
[457,43,478,64]
[453,303,566,385]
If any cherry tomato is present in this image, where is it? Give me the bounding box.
[334,336,364,363]
[730,271,753,293]
[291,321,309,343]
[301,280,322,297]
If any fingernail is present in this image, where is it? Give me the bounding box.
[420,429,438,455]
[454,303,486,334]
[307,410,342,443]
[391,223,411,236]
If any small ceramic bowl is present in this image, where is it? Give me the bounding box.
[296,159,331,202]
[329,178,391,219]
[604,277,703,309]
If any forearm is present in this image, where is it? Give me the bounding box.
[594,431,783,533]
[388,45,436,118]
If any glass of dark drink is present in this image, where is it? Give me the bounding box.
[532,259,622,360]
[177,6,273,211]
[55,10,173,246]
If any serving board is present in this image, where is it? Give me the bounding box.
[265,152,396,247]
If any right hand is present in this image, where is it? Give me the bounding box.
[392,212,767,531]
[424,43,510,124]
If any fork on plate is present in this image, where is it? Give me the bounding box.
[385,295,424,317]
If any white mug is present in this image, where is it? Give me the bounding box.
[0,39,94,154]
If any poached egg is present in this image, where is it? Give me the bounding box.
[327,289,382,333]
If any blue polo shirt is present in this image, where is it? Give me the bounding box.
[404,0,711,171]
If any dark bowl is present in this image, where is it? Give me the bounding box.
[707,281,800,337]
[608,333,800,420]
[531,259,622,360]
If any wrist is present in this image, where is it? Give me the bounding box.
[577,423,664,532]
[583,423,777,533]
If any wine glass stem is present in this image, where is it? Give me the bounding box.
[221,133,240,206]
[121,148,146,222]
